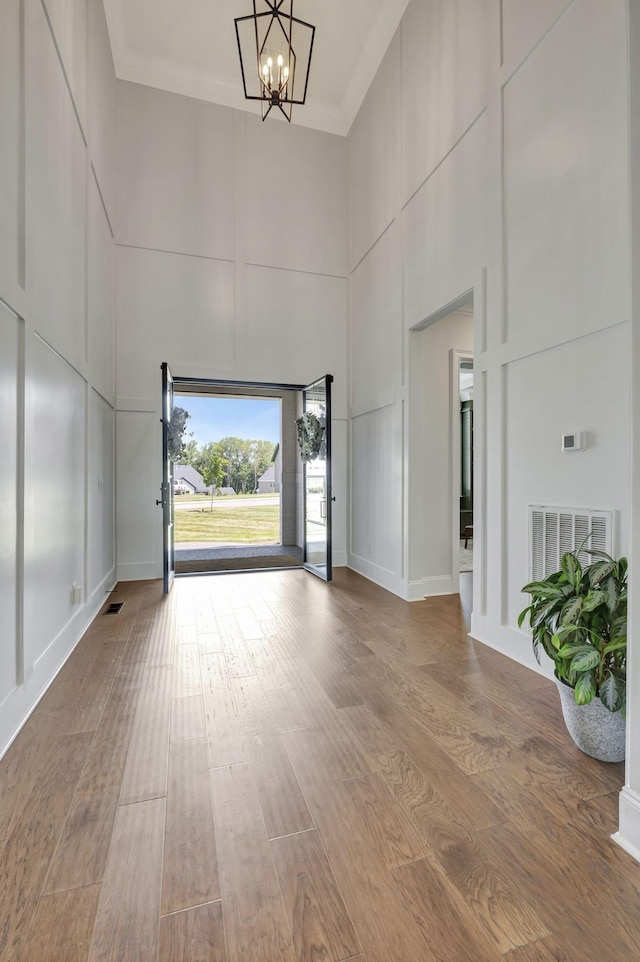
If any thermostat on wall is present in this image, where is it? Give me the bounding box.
[562,432,584,452]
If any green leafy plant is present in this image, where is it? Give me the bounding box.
[518,547,627,715]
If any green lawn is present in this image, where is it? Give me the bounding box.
[175,505,279,543]
[174,492,278,503]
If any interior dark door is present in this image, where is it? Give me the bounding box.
[460,398,473,535]
[160,362,175,593]
[302,375,333,581]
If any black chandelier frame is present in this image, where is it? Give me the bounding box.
[235,0,315,122]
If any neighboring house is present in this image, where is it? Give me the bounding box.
[214,486,236,496]
[257,465,277,493]
[173,464,209,494]
[258,445,281,493]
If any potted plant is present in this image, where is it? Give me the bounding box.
[518,546,627,762]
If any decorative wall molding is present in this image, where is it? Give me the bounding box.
[350,391,400,420]
[0,567,115,759]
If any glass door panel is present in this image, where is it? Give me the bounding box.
[161,362,175,593]
[302,375,333,581]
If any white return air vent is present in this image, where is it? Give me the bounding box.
[529,506,613,581]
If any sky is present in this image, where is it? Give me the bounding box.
[176,395,280,446]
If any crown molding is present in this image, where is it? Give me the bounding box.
[113,49,349,136]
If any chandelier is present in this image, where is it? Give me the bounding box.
[235,1,315,122]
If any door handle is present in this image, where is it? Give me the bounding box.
[156,499,164,506]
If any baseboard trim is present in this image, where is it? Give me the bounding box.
[469,613,546,676]
[347,554,406,599]
[615,787,640,863]
[347,559,462,603]
[612,831,640,863]
[0,568,117,761]
[117,561,160,582]
[408,575,454,601]
[89,571,118,602]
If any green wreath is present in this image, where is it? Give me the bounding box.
[296,411,324,463]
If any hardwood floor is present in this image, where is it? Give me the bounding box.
[0,568,635,961]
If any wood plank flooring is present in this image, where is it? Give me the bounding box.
[0,569,635,961]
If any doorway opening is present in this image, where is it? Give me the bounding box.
[408,294,475,612]
[171,390,295,574]
[159,371,334,584]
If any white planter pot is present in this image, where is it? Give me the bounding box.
[557,681,625,762]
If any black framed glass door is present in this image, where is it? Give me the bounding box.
[302,374,333,581]
[160,362,175,593]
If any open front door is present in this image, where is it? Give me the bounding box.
[302,375,333,581]
[160,362,175,593]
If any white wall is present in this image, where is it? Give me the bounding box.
[348,0,631,645]
[0,303,20,707]
[89,389,115,595]
[619,0,640,864]
[351,403,404,585]
[401,0,496,204]
[0,0,116,758]
[504,325,631,627]
[0,0,22,302]
[24,336,86,669]
[115,82,349,579]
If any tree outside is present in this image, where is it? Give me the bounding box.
[168,406,192,461]
[200,452,228,510]
[183,436,276,494]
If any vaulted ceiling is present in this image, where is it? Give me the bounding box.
[103,0,410,136]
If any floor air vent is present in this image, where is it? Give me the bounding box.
[104,602,124,615]
[529,505,613,580]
